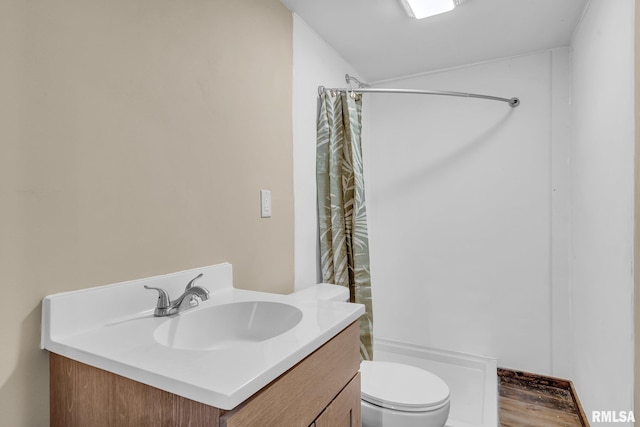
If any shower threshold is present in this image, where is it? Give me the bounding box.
[373,338,497,427]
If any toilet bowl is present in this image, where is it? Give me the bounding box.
[361,360,450,427]
[292,284,451,427]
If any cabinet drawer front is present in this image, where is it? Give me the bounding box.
[220,321,360,427]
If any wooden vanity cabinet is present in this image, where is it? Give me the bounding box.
[50,321,361,427]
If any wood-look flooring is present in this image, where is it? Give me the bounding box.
[498,368,589,427]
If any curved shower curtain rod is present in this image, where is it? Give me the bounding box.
[318,74,520,108]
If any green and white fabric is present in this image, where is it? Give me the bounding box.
[316,89,373,360]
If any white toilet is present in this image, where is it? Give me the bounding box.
[292,284,451,427]
[360,360,450,427]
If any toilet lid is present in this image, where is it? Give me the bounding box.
[360,361,450,412]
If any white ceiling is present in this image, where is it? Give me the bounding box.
[280,0,587,82]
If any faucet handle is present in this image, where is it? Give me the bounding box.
[144,285,171,308]
[185,273,204,291]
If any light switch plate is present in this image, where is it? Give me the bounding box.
[260,190,272,218]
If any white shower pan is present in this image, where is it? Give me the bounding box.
[373,338,497,427]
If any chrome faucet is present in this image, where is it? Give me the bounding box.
[144,273,210,317]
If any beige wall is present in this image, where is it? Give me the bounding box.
[0,0,293,424]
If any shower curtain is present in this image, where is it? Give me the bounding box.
[316,89,373,360]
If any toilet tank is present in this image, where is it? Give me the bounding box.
[291,283,350,302]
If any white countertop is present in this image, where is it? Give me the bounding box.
[41,263,364,410]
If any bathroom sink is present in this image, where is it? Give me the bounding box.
[153,301,303,350]
[42,263,365,409]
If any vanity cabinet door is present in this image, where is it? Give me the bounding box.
[314,372,361,427]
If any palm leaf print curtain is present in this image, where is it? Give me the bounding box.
[316,89,373,360]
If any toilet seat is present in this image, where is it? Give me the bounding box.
[360,361,450,412]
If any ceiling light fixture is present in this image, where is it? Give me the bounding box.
[400,0,459,19]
